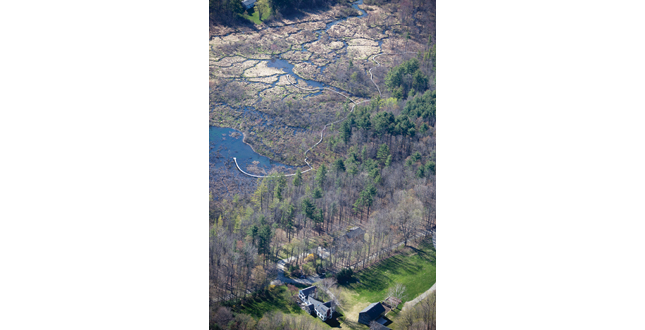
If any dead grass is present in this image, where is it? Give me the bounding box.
[244,61,286,77]
[209,1,428,167]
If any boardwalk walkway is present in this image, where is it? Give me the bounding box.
[232,157,312,178]
[232,51,415,179]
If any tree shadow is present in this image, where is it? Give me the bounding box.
[277,4,335,21]
[337,276,360,288]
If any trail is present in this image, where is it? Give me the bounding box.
[368,52,418,97]
[230,0,416,179]
[234,80,368,178]
[232,50,412,179]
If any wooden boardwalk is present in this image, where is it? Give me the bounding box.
[232,51,414,179]
[232,157,312,178]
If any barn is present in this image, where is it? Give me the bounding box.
[358,302,386,326]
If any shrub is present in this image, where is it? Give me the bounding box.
[289,267,303,278]
[302,263,315,276]
[336,268,354,283]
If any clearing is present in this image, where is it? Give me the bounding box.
[338,238,436,323]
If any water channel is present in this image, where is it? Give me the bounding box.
[210,1,368,192]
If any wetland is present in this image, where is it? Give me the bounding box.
[209,0,430,196]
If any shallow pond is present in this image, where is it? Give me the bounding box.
[325,0,367,31]
[209,126,293,177]
[266,58,325,88]
[209,126,300,199]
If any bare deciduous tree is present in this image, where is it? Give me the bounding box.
[329,286,345,309]
[388,282,408,302]
[394,190,423,246]
[320,277,337,294]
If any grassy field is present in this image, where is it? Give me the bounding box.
[229,285,305,318]
[230,284,336,328]
[227,239,435,329]
[240,8,272,25]
[339,238,436,324]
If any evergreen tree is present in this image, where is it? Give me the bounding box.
[258,224,272,258]
[247,224,259,245]
[385,155,392,167]
[301,197,317,221]
[377,144,390,165]
[293,169,302,187]
[425,160,436,175]
[333,158,346,173]
[315,164,327,188]
[282,203,295,242]
[313,187,323,199]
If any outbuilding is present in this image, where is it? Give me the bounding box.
[358,302,386,326]
[241,0,256,10]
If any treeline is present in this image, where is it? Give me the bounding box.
[211,307,330,330]
[385,34,436,98]
[398,290,437,330]
[210,0,341,25]
[365,0,436,42]
[271,0,338,14]
[209,0,245,25]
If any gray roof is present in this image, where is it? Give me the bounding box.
[346,227,365,239]
[308,296,332,314]
[241,0,256,9]
[299,286,316,298]
[360,302,386,320]
[305,303,314,313]
[370,323,391,330]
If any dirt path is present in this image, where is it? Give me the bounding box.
[272,252,324,286]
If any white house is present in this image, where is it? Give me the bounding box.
[308,296,334,321]
[298,286,317,301]
[298,286,335,321]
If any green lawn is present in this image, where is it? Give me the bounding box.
[229,285,304,319]
[231,284,335,328]
[342,238,436,306]
[229,239,435,327]
[239,8,272,25]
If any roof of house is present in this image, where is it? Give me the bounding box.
[305,303,315,313]
[370,323,391,330]
[299,286,317,297]
[308,296,332,314]
[241,0,256,9]
[346,226,365,239]
[359,302,386,320]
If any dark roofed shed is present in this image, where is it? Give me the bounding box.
[358,302,386,325]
